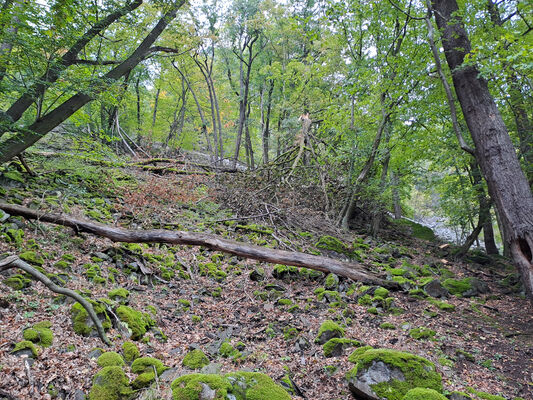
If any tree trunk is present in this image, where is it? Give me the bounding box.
[261,79,274,164]
[151,87,160,137]
[0,2,184,164]
[135,76,142,137]
[244,101,254,169]
[391,170,402,219]
[0,0,143,135]
[432,0,533,301]
[0,0,22,84]
[0,202,400,290]
[166,77,187,147]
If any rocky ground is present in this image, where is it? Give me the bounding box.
[0,143,532,400]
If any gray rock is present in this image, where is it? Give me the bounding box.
[87,348,104,359]
[325,273,339,290]
[463,278,489,297]
[160,368,178,382]
[73,389,86,400]
[249,269,265,282]
[424,280,449,298]
[199,382,216,400]
[348,360,405,400]
[449,392,473,400]
[92,252,111,261]
[0,210,10,223]
[200,363,222,375]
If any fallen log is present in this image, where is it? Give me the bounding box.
[0,255,111,346]
[0,202,399,289]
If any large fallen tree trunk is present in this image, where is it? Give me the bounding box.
[0,202,399,289]
[0,256,111,346]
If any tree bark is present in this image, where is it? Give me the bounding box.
[432,0,533,301]
[261,79,274,164]
[0,1,184,164]
[0,202,400,290]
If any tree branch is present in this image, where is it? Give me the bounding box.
[0,256,111,346]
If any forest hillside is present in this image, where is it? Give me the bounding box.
[0,0,532,399]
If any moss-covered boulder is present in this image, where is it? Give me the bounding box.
[88,366,133,400]
[323,338,361,357]
[442,277,489,297]
[130,357,167,389]
[3,274,31,290]
[122,341,140,363]
[23,321,53,347]
[116,305,155,340]
[182,349,210,370]
[402,388,447,400]
[108,288,129,302]
[316,320,345,345]
[71,301,111,337]
[345,348,442,400]
[11,340,39,358]
[19,251,44,266]
[96,352,125,368]
[171,372,291,400]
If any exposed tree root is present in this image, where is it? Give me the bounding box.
[0,202,400,290]
[0,255,111,346]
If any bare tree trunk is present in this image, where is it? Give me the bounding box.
[261,79,274,164]
[0,0,22,84]
[151,87,160,138]
[0,203,400,289]
[166,77,187,147]
[172,63,212,155]
[391,170,402,219]
[0,1,185,164]
[432,0,533,302]
[244,101,254,169]
[135,76,142,138]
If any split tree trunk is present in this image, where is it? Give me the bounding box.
[432,0,533,301]
[0,202,400,290]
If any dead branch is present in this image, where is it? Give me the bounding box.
[0,255,112,346]
[0,203,399,289]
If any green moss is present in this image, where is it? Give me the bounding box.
[12,340,38,357]
[456,349,475,362]
[131,356,167,375]
[374,287,390,297]
[122,341,139,363]
[276,298,293,306]
[348,346,374,363]
[88,366,133,400]
[438,357,454,367]
[367,307,379,314]
[5,228,24,245]
[97,352,125,367]
[408,289,427,299]
[3,274,31,290]
[466,387,506,400]
[219,341,241,359]
[182,349,209,369]
[409,327,436,340]
[235,223,273,235]
[346,348,442,400]
[3,170,25,183]
[62,253,75,262]
[19,251,44,266]
[429,299,455,311]
[317,290,341,302]
[324,273,339,289]
[323,338,361,357]
[198,262,227,281]
[108,288,129,301]
[272,264,298,279]
[442,278,474,296]
[358,294,372,306]
[178,299,191,309]
[226,371,291,400]
[316,235,346,254]
[121,242,144,254]
[379,322,396,330]
[116,305,154,340]
[71,301,111,337]
[394,219,436,241]
[171,373,231,400]
[53,260,70,269]
[316,320,345,344]
[23,321,53,347]
[402,388,447,400]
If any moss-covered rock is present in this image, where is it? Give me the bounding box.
[116,305,155,340]
[316,320,345,344]
[198,262,227,281]
[182,349,209,370]
[323,338,361,357]
[97,352,125,368]
[23,321,53,347]
[11,340,39,358]
[394,219,435,241]
[3,274,31,290]
[402,388,447,400]
[122,341,140,363]
[345,348,442,400]
[88,366,133,400]
[272,264,298,280]
[324,273,339,290]
[71,301,111,337]
[130,356,167,388]
[108,288,129,302]
[171,372,291,400]
[219,341,241,359]
[316,235,347,254]
[409,327,436,340]
[19,251,44,266]
[442,277,488,297]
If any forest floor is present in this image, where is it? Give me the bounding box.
[0,139,532,400]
